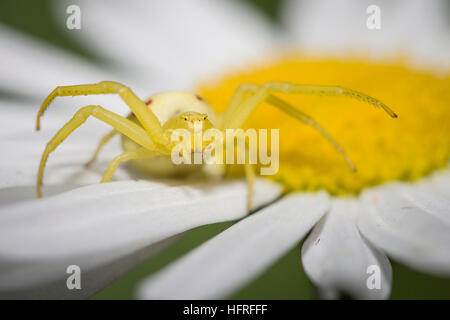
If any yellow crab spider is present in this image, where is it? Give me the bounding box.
[36,81,397,210]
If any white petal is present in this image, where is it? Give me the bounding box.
[403,184,450,225]
[427,169,450,195]
[55,0,279,91]
[137,192,329,299]
[283,0,450,72]
[0,178,281,298]
[0,25,103,97]
[358,180,450,276]
[302,199,392,300]
[0,26,155,124]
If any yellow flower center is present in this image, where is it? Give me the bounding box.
[198,57,450,195]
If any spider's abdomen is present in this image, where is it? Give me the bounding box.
[145,91,218,126]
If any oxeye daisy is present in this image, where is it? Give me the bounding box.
[0,0,449,300]
[137,58,450,300]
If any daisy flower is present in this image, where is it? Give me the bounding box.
[0,0,449,300]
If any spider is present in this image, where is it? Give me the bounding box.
[36,81,397,209]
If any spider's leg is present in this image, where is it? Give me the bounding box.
[244,163,255,212]
[85,112,136,167]
[222,84,357,170]
[221,84,269,129]
[37,81,164,142]
[260,81,397,118]
[223,82,396,129]
[232,134,256,211]
[266,94,356,172]
[221,82,396,170]
[85,129,118,168]
[37,105,155,198]
[220,84,255,128]
[101,147,163,183]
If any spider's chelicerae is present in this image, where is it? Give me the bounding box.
[36,81,397,209]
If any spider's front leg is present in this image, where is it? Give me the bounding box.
[37,105,154,198]
[221,82,397,171]
[222,82,396,130]
[263,81,397,118]
[36,81,164,143]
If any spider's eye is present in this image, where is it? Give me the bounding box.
[203,116,207,120]
[184,117,187,121]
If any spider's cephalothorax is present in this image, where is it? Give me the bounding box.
[122,91,221,179]
[36,81,396,210]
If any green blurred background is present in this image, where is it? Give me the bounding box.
[0,0,449,299]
